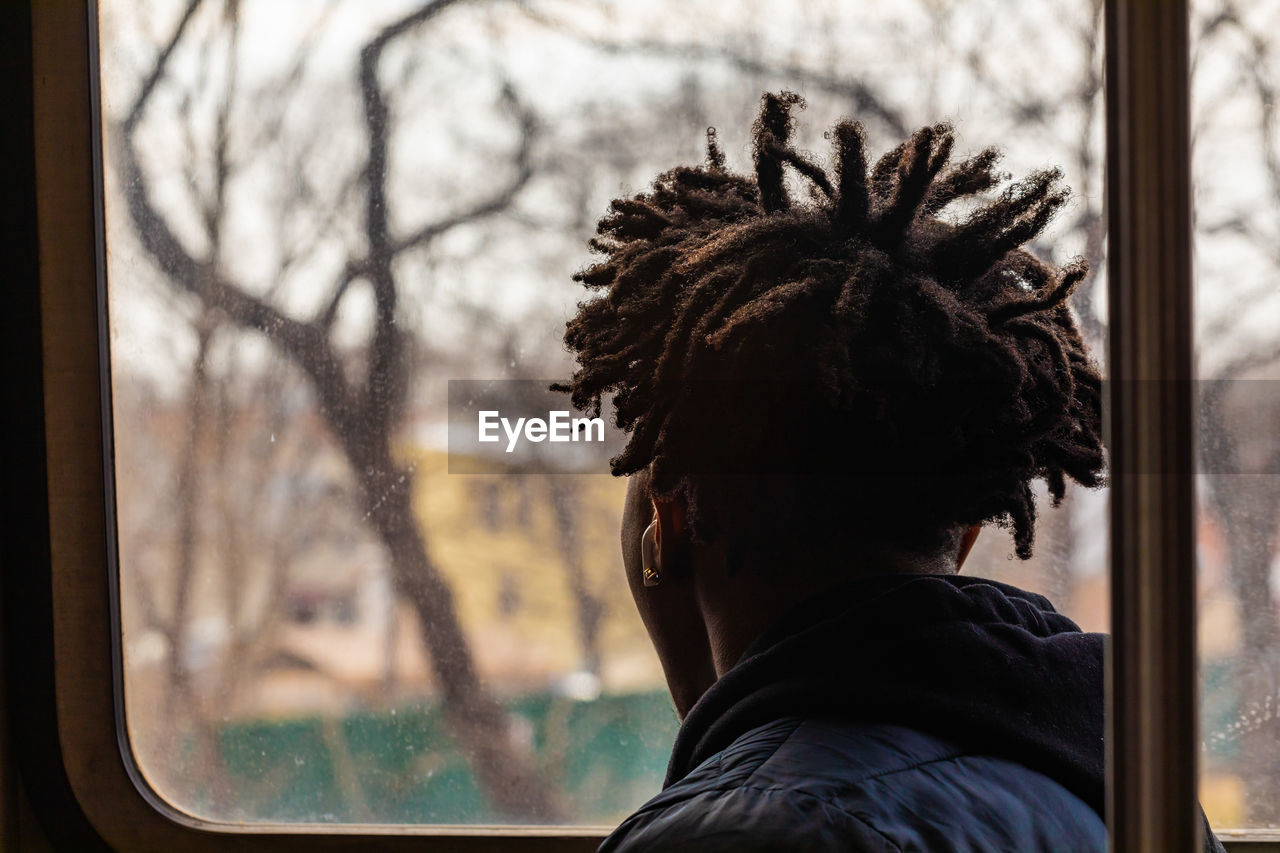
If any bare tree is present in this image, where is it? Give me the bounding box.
[1190,0,1280,823]
[109,0,1279,825]
[115,0,557,819]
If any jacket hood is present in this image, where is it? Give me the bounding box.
[664,573,1107,818]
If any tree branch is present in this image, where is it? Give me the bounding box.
[518,5,910,138]
[357,0,527,433]
[357,1,469,433]
[391,82,538,255]
[1211,342,1280,383]
[115,128,356,429]
[316,259,368,331]
[125,0,206,133]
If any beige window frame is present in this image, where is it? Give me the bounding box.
[16,0,1280,849]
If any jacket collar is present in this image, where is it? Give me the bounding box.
[663,573,1107,819]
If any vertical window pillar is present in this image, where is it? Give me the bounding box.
[1104,0,1198,850]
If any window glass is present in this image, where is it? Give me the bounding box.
[1191,0,1280,830]
[100,0,1106,826]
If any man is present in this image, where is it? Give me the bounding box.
[556,92,1223,851]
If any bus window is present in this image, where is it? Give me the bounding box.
[100,0,1109,830]
[1191,0,1280,831]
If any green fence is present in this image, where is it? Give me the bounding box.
[211,690,678,825]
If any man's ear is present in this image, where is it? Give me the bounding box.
[652,495,691,578]
[955,524,981,571]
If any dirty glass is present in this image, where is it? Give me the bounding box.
[1192,0,1280,831]
[99,0,1109,826]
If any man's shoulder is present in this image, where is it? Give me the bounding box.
[599,718,1107,853]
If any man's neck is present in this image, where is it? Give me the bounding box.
[693,545,959,677]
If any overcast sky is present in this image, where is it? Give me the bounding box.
[98,0,1279,397]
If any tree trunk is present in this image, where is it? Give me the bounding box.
[1220,481,1280,826]
[548,479,604,676]
[166,321,215,719]
[1201,380,1280,825]
[348,436,563,821]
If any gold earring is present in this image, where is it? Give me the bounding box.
[641,518,661,586]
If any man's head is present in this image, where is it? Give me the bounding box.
[559,92,1105,576]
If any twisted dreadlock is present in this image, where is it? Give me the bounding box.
[555,92,1104,563]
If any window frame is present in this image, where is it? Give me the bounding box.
[15,0,1280,848]
[32,0,602,848]
[1104,1,1200,849]
[1104,3,1280,849]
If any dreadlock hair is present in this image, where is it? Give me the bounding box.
[555,92,1104,566]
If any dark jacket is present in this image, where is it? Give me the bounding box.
[600,574,1223,852]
